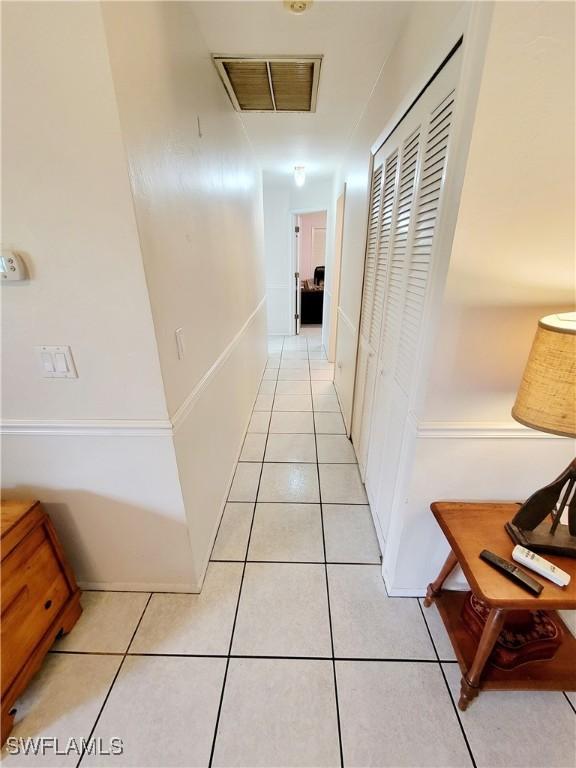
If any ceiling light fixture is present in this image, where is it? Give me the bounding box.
[294,166,306,187]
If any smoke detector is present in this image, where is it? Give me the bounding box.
[284,1,312,14]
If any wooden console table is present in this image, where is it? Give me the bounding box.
[424,501,576,710]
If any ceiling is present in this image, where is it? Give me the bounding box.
[192,1,412,178]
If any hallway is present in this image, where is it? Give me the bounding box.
[3,329,573,767]
[2,1,575,765]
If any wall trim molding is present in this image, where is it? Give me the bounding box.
[1,297,267,438]
[336,306,356,334]
[78,580,198,593]
[0,419,173,437]
[416,419,567,439]
[171,296,266,433]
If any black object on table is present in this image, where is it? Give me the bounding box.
[479,550,543,595]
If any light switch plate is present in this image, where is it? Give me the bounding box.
[36,345,78,378]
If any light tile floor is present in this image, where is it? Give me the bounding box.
[3,329,575,767]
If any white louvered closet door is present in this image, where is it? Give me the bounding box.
[351,161,383,463]
[355,48,461,532]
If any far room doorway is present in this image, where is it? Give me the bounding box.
[293,209,327,335]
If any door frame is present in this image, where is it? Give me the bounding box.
[327,185,346,362]
[289,207,328,336]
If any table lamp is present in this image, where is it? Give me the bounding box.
[506,312,576,557]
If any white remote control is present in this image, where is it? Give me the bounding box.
[512,545,571,587]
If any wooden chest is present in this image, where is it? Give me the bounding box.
[1,499,82,744]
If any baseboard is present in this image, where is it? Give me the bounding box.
[78,580,198,593]
[384,581,427,598]
[383,561,470,597]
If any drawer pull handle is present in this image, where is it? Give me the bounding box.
[44,599,52,610]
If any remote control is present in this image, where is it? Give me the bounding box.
[479,550,543,595]
[512,545,571,587]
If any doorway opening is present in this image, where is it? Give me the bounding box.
[292,209,327,335]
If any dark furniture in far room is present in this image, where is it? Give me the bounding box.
[300,279,324,324]
[424,501,575,711]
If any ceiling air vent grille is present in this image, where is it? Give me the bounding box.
[213,56,322,113]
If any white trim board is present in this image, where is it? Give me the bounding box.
[1,297,267,438]
[336,306,356,334]
[416,420,569,439]
[0,420,173,437]
[384,585,426,598]
[171,296,266,432]
[79,580,198,594]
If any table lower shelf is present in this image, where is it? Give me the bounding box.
[433,590,576,691]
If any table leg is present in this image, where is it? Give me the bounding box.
[458,606,506,711]
[423,550,458,607]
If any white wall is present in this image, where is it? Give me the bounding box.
[329,1,465,430]
[1,2,166,422]
[1,432,194,591]
[328,0,575,595]
[387,429,574,594]
[386,0,575,594]
[2,1,267,591]
[1,1,194,591]
[102,1,267,588]
[424,0,575,422]
[263,173,333,335]
[102,1,266,418]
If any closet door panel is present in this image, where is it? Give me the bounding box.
[395,89,456,393]
[351,163,383,462]
[365,125,422,501]
[364,49,461,539]
[370,151,399,348]
[354,153,402,473]
[359,164,383,341]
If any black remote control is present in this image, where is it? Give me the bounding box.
[479,550,543,596]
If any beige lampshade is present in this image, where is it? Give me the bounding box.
[512,312,576,438]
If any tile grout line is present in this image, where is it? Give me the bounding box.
[210,559,381,565]
[207,335,284,766]
[309,337,345,768]
[75,592,153,768]
[239,459,352,464]
[223,497,368,503]
[417,600,478,768]
[51,648,461,662]
[564,692,576,715]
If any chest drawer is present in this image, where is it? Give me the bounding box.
[1,525,70,690]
